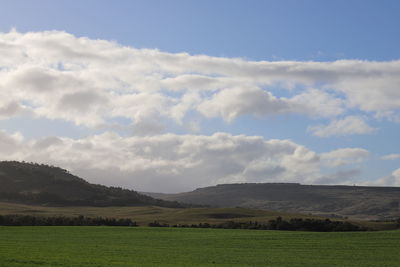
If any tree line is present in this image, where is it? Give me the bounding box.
[0,215,137,226]
[148,217,369,232]
[0,214,378,231]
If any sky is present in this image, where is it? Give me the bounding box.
[0,0,399,192]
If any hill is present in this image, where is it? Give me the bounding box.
[0,161,183,208]
[143,183,400,219]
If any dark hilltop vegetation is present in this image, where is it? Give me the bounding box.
[145,182,400,220]
[0,161,184,208]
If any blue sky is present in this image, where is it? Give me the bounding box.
[2,0,400,60]
[0,0,399,192]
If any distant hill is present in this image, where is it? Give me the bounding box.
[0,161,184,208]
[143,183,400,219]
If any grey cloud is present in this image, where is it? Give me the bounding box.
[34,136,64,149]
[58,91,107,113]
[0,101,24,118]
[8,67,69,93]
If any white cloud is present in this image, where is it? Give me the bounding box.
[0,129,377,192]
[1,30,397,192]
[0,30,399,134]
[288,89,345,118]
[313,169,361,185]
[367,168,400,187]
[320,148,370,167]
[308,116,376,137]
[0,130,24,155]
[381,154,400,160]
[197,86,291,121]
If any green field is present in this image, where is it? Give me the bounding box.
[0,227,399,266]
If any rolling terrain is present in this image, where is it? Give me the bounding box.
[1,201,397,230]
[1,161,399,227]
[0,201,333,226]
[144,183,400,220]
[0,161,183,208]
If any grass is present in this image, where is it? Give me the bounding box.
[0,201,397,230]
[0,201,324,225]
[0,227,399,266]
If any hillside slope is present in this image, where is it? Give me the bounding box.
[0,161,183,208]
[144,183,400,219]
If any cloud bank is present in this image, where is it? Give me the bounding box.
[0,30,398,191]
[0,130,378,192]
[0,30,399,134]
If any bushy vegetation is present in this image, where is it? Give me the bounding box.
[0,214,367,231]
[0,215,137,226]
[372,217,400,224]
[148,216,367,231]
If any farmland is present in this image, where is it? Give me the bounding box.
[0,202,398,231]
[0,226,399,266]
[0,201,315,225]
